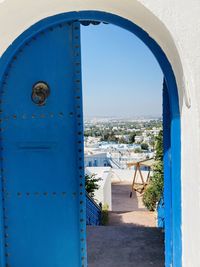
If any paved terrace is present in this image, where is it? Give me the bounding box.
[109,182,156,227]
[87,182,164,267]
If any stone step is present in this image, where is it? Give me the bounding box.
[87,226,164,267]
[108,210,156,227]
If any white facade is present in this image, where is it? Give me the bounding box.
[84,151,109,167]
[0,1,200,266]
[111,169,151,184]
[135,135,143,143]
[86,167,112,210]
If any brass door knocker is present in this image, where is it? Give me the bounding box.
[31,82,50,106]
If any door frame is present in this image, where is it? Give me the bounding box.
[0,11,181,267]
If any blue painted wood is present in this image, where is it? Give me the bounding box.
[86,193,101,226]
[157,197,165,228]
[163,79,173,265]
[171,116,181,267]
[0,11,182,267]
[0,21,86,267]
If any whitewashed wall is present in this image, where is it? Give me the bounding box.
[84,152,108,167]
[86,167,112,210]
[0,1,200,266]
[111,169,151,184]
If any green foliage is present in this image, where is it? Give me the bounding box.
[149,140,155,150]
[101,204,109,225]
[100,131,118,142]
[118,137,127,144]
[141,143,149,150]
[84,127,102,137]
[143,130,163,211]
[134,147,142,153]
[129,132,136,144]
[155,130,163,161]
[85,174,101,198]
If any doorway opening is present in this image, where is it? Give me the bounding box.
[82,21,164,267]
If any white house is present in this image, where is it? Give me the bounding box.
[84,150,109,167]
[135,135,143,143]
[86,167,112,210]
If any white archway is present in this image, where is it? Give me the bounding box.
[0,1,200,266]
[0,1,188,107]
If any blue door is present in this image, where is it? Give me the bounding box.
[0,21,86,267]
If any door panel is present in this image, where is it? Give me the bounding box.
[0,21,85,267]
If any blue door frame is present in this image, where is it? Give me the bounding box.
[0,11,181,267]
[163,79,173,266]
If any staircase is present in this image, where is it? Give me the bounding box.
[107,156,123,169]
[87,225,164,267]
[87,182,164,267]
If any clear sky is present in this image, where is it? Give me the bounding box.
[81,23,163,118]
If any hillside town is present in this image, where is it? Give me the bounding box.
[84,117,162,209]
[84,117,162,168]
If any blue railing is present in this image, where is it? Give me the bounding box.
[107,157,122,169]
[157,196,165,228]
[86,193,102,226]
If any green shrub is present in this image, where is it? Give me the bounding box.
[134,147,142,153]
[143,185,158,211]
[141,143,149,150]
[143,130,163,211]
[101,204,109,225]
[85,173,101,198]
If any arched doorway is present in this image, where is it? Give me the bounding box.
[0,11,181,267]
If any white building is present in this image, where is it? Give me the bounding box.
[84,150,109,167]
[86,167,112,210]
[135,135,143,143]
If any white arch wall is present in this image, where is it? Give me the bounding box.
[0,1,200,266]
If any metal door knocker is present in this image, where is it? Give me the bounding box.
[31,82,50,106]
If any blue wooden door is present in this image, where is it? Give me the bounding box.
[0,21,86,267]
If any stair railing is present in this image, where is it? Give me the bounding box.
[86,192,102,226]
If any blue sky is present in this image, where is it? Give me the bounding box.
[81,23,163,118]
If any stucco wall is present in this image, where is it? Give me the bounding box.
[86,167,112,210]
[0,0,200,266]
